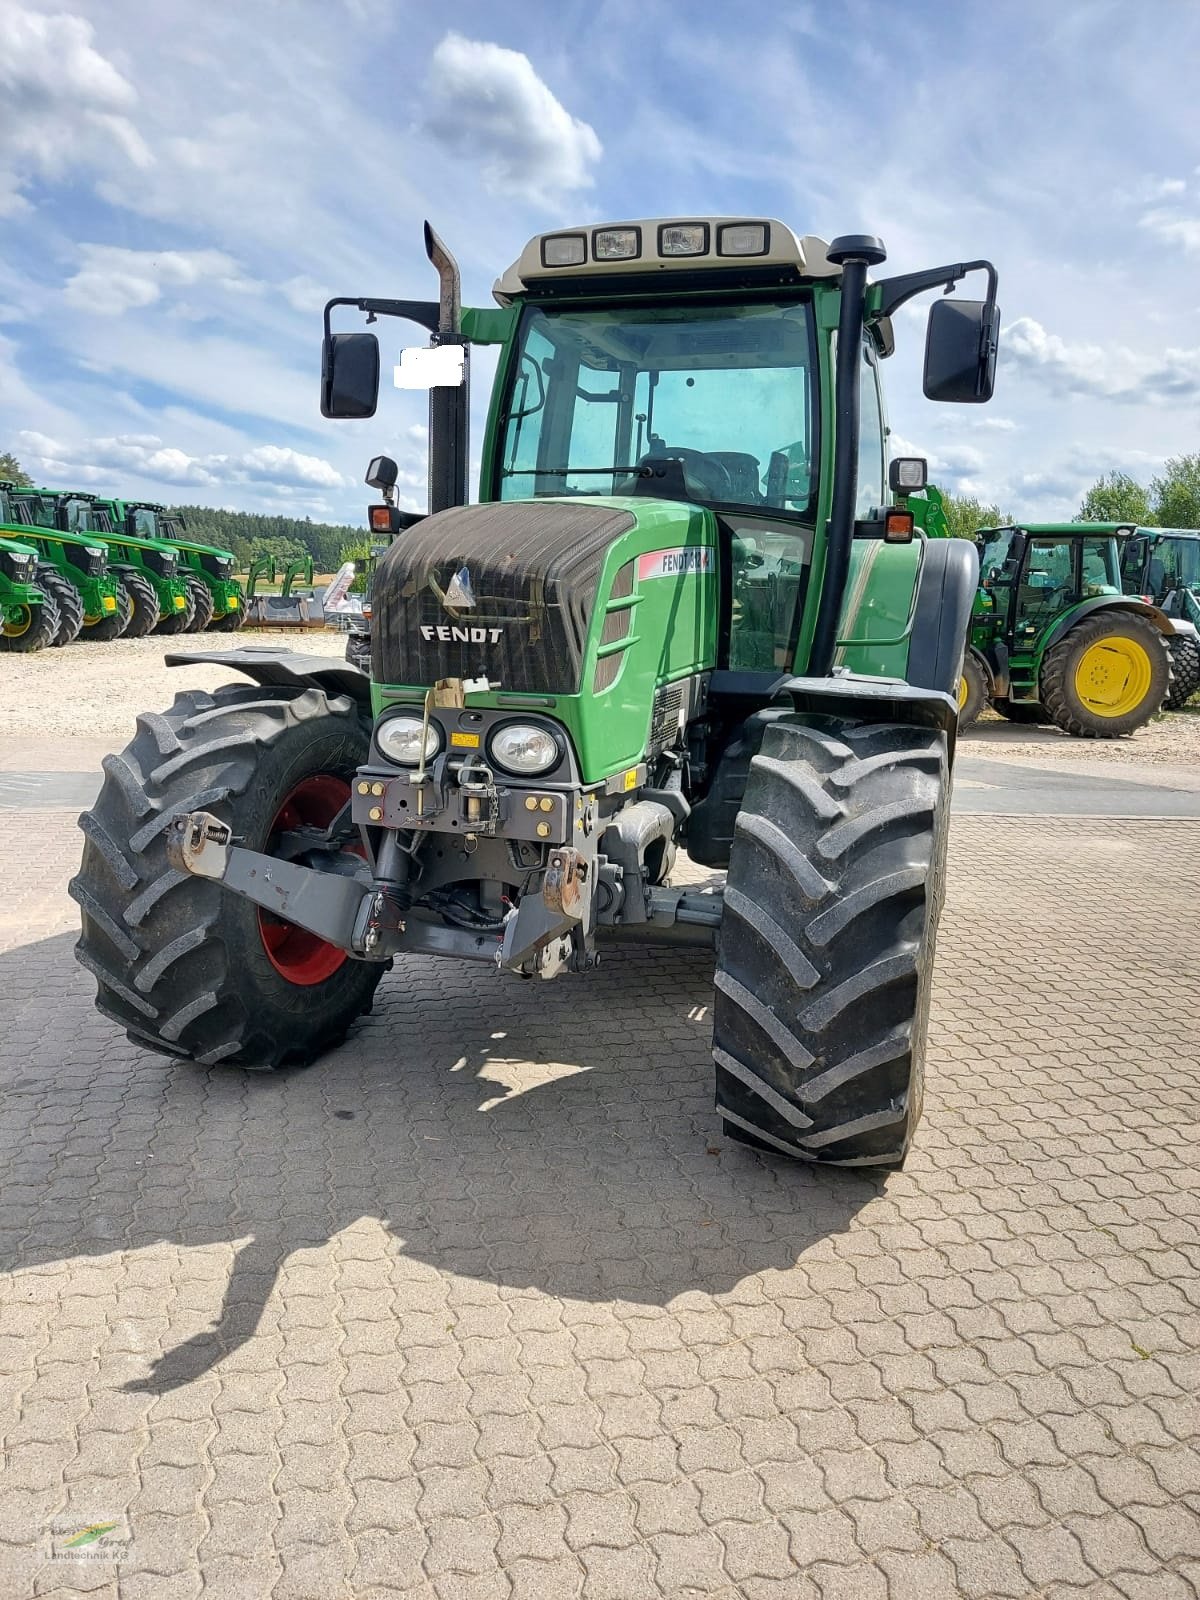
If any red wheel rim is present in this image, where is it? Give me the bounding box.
[258,774,356,985]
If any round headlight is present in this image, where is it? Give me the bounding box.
[488,723,559,776]
[376,714,439,766]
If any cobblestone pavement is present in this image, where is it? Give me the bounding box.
[2,798,1199,1599]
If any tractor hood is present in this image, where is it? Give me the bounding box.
[371,496,718,702]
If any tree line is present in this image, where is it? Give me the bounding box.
[1076,453,1200,528]
[167,505,365,572]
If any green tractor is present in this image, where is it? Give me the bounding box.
[27,490,194,637]
[73,215,1002,1168]
[1,482,122,643]
[1120,528,1200,709]
[0,533,60,652]
[114,501,245,632]
[958,524,1175,734]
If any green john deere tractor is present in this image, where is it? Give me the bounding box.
[28,490,193,637]
[958,523,1176,735]
[1120,528,1200,710]
[113,501,245,632]
[1,482,121,643]
[0,533,60,652]
[73,215,1002,1168]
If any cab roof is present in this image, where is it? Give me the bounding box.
[493,217,838,304]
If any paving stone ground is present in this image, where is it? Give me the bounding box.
[1,784,1198,1598]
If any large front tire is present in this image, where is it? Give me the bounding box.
[712,717,949,1168]
[1041,612,1170,737]
[71,682,384,1068]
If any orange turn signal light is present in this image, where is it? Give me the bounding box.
[884,509,915,544]
[369,505,392,531]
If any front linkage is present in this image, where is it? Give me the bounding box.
[164,668,717,982]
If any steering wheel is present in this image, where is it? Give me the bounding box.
[640,446,732,501]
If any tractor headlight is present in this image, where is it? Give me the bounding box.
[488,723,560,777]
[376,714,439,766]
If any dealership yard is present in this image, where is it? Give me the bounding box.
[1,639,1198,1598]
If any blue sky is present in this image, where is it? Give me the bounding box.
[2,0,1199,524]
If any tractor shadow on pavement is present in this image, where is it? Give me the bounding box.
[2,931,886,1393]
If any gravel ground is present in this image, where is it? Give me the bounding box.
[962,707,1200,766]
[0,629,351,741]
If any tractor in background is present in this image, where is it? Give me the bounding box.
[0,532,59,652]
[75,214,1003,1168]
[111,501,245,632]
[1121,528,1200,709]
[1,481,122,643]
[959,523,1175,735]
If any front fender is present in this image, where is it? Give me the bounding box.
[1039,598,1175,656]
[163,648,372,710]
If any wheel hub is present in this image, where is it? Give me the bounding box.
[258,774,357,984]
[1073,636,1153,717]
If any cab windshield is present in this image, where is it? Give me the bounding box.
[496,299,817,518]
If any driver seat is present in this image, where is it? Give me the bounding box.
[709,452,762,503]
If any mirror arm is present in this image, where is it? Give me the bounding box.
[321,297,440,339]
[873,259,998,320]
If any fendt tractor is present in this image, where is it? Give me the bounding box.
[74,217,1002,1167]
[1121,528,1200,709]
[958,523,1179,735]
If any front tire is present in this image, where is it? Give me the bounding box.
[154,592,195,635]
[1,588,61,653]
[712,717,949,1167]
[82,579,133,642]
[121,570,161,639]
[209,601,246,632]
[36,566,84,646]
[1041,612,1170,737]
[183,575,215,632]
[1165,635,1200,711]
[957,650,989,729]
[71,682,384,1068]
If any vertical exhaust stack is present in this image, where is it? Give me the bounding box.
[424,222,470,515]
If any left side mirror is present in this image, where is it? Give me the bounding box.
[923,297,1000,403]
[321,331,380,418]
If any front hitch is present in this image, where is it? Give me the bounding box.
[165,810,387,958]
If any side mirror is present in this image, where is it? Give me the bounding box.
[889,456,927,493]
[365,454,398,491]
[923,297,1000,403]
[321,331,380,418]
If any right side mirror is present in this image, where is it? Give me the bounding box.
[321,331,380,418]
[923,297,1000,403]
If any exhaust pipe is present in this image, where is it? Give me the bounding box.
[424,222,469,514]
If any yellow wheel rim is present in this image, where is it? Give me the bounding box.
[958,673,969,710]
[2,607,33,638]
[1073,635,1153,717]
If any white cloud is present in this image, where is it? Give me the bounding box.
[0,3,151,213]
[1004,316,1200,402]
[1139,207,1200,256]
[15,430,347,492]
[63,246,256,316]
[424,33,601,203]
